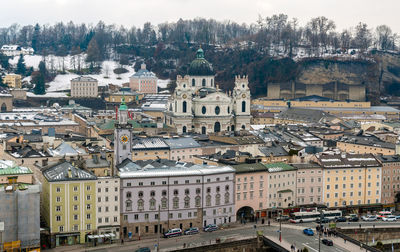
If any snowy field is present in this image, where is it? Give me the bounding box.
[9,55,170,92]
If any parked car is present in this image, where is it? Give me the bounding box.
[335,217,347,222]
[203,224,218,232]
[303,228,314,236]
[316,217,330,223]
[276,215,290,221]
[395,215,400,220]
[322,238,333,246]
[382,215,397,222]
[362,215,377,221]
[164,228,182,238]
[135,248,151,252]
[349,216,359,222]
[184,227,199,235]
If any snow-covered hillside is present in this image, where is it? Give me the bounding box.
[9,55,170,92]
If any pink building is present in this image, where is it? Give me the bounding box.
[129,64,158,94]
[293,163,323,205]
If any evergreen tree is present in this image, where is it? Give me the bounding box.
[32,61,46,95]
[16,54,26,76]
[0,52,9,70]
[0,74,6,87]
[32,23,40,52]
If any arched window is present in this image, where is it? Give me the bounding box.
[195,196,201,207]
[202,79,206,86]
[169,104,172,111]
[206,195,211,207]
[242,125,246,130]
[183,101,187,113]
[215,106,220,115]
[184,196,190,208]
[174,101,177,112]
[231,125,235,131]
[1,103,7,112]
[174,189,179,196]
[149,198,156,210]
[126,192,131,198]
[227,106,230,114]
[126,200,132,211]
[215,194,221,205]
[183,84,186,88]
[211,79,214,86]
[150,191,155,197]
[214,122,221,133]
[192,79,195,86]
[242,101,246,112]
[137,199,144,211]
[224,192,230,204]
[161,197,167,209]
[202,106,206,114]
[162,190,167,196]
[185,189,190,195]
[173,197,179,209]
[183,126,187,133]
[138,191,143,197]
[201,126,206,135]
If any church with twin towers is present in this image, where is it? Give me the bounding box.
[166,48,252,135]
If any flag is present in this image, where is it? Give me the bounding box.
[372,237,375,244]
[279,233,282,242]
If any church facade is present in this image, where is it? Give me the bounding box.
[166,49,251,135]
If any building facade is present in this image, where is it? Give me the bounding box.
[96,177,120,238]
[265,163,297,209]
[293,163,323,205]
[377,155,400,205]
[71,76,98,98]
[41,162,97,246]
[317,153,382,208]
[166,49,251,134]
[117,160,236,238]
[3,74,22,88]
[129,64,158,94]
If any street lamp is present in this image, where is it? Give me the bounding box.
[279,211,282,242]
[318,210,324,252]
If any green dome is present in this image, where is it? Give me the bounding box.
[119,96,128,111]
[188,48,214,76]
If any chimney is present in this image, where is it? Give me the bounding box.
[141,63,146,70]
[68,167,72,178]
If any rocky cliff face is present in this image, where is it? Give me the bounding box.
[372,51,400,96]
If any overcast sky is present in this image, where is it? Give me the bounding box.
[1,0,399,33]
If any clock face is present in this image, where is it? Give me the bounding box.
[242,94,246,98]
[120,135,129,144]
[182,94,187,99]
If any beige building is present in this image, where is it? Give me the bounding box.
[0,93,13,112]
[96,177,120,239]
[71,76,98,98]
[3,74,22,88]
[265,163,297,209]
[336,135,395,155]
[316,153,382,208]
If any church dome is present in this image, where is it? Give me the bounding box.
[188,48,214,76]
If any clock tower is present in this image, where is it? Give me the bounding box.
[114,97,133,168]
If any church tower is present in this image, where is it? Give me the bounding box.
[114,97,133,168]
[233,75,251,131]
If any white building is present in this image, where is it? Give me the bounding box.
[165,48,251,134]
[0,45,34,57]
[70,76,98,98]
[96,177,120,238]
[117,159,236,238]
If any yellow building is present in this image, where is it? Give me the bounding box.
[42,162,97,246]
[105,91,144,104]
[336,135,395,155]
[3,74,22,88]
[131,137,170,161]
[316,154,382,208]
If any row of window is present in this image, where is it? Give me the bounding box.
[98,205,118,212]
[57,213,92,221]
[297,197,322,203]
[98,195,118,202]
[327,199,378,207]
[327,182,379,190]
[126,193,231,211]
[56,194,92,202]
[56,185,92,192]
[326,190,379,198]
[297,177,322,183]
[327,174,379,182]
[98,187,118,193]
[326,169,377,174]
[125,177,230,187]
[297,187,322,194]
[98,216,118,223]
[58,224,91,232]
